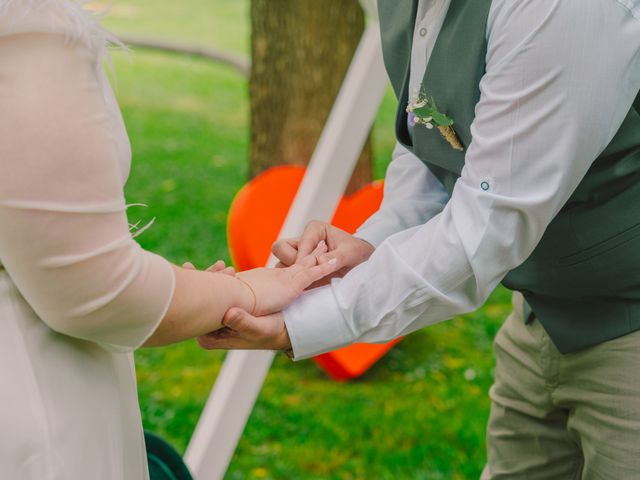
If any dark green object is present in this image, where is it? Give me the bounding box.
[378,0,640,353]
[145,431,193,480]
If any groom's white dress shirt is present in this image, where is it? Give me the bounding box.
[284,0,640,359]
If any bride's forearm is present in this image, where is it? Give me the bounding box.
[143,265,254,347]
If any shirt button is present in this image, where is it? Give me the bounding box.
[480,181,490,191]
[419,27,428,37]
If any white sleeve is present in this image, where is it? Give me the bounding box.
[0,33,175,352]
[284,0,640,359]
[355,142,448,247]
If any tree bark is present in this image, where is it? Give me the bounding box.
[249,0,373,194]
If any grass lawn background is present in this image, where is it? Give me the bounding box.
[98,1,511,478]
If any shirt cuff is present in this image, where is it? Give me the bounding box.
[283,284,354,361]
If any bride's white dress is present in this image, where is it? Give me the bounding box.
[0,1,176,478]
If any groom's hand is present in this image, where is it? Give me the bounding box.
[197,309,291,352]
[272,221,375,286]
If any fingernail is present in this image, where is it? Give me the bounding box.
[328,258,337,265]
[318,240,326,248]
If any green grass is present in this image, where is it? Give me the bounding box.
[98,0,250,54]
[100,2,510,478]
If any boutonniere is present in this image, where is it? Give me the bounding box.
[407,91,463,151]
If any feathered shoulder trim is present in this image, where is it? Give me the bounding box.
[0,0,119,50]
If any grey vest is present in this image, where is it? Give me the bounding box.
[378,0,640,352]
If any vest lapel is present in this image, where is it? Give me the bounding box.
[377,0,418,98]
[377,0,418,148]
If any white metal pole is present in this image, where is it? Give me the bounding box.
[184,21,388,480]
[358,0,378,20]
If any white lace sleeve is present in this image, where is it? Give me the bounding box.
[0,30,175,351]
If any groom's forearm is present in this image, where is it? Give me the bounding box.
[355,142,448,247]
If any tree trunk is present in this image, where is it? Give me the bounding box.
[249,0,373,194]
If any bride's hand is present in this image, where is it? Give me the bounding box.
[182,260,236,276]
[236,241,337,315]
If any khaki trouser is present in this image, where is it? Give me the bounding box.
[481,293,640,479]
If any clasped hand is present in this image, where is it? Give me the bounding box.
[197,221,375,353]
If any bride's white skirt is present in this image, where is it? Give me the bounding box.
[0,270,149,479]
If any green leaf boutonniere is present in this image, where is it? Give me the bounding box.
[407,91,463,151]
